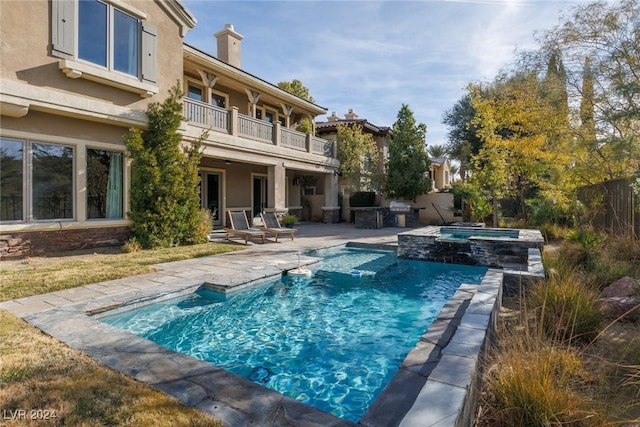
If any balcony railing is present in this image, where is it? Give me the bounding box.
[237,114,274,143]
[183,98,229,133]
[280,128,307,152]
[312,136,335,157]
[183,99,335,158]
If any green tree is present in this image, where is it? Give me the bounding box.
[543,0,640,179]
[427,144,447,158]
[336,123,380,191]
[382,104,431,200]
[442,94,482,182]
[277,79,314,103]
[469,71,570,224]
[125,83,209,249]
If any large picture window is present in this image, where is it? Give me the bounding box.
[0,140,74,222]
[87,149,123,219]
[0,138,24,221]
[78,0,139,77]
[32,142,74,220]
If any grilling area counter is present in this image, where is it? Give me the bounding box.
[352,201,421,229]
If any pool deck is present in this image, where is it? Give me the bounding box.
[1,222,504,427]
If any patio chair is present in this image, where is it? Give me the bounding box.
[260,212,297,243]
[224,210,266,245]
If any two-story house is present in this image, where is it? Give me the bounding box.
[0,0,339,258]
[316,110,454,224]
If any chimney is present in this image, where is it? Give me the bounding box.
[327,111,340,122]
[214,24,243,68]
[344,109,358,120]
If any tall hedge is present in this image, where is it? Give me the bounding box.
[125,83,209,248]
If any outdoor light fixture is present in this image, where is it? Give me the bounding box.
[225,160,232,165]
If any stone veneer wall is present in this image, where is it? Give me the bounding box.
[397,227,544,268]
[322,207,340,224]
[287,207,303,221]
[1,226,130,259]
[352,208,420,229]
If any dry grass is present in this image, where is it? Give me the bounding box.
[0,310,223,427]
[0,242,243,302]
[478,233,640,426]
[0,243,243,426]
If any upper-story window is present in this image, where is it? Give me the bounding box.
[212,92,226,108]
[51,0,157,96]
[78,0,139,77]
[187,84,204,102]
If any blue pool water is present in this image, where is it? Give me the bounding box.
[100,247,487,422]
[439,226,520,241]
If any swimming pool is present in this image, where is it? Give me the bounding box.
[100,247,487,422]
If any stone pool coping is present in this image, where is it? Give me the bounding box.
[1,237,504,427]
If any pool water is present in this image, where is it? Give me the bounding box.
[439,227,520,241]
[100,247,487,422]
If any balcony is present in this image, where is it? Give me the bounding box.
[183,98,335,158]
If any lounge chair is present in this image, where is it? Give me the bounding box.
[224,211,266,244]
[260,212,297,243]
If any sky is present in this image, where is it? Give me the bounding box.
[182,0,589,146]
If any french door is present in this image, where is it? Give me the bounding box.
[252,175,268,219]
[200,172,221,226]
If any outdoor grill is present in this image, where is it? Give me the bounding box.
[390,200,412,227]
[389,200,412,213]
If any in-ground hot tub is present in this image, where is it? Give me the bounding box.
[397,226,544,269]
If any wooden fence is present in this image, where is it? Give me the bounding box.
[577,178,639,238]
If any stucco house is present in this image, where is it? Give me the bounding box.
[316,110,454,224]
[316,109,391,194]
[429,156,452,191]
[0,0,339,258]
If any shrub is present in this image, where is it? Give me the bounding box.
[125,82,208,249]
[280,214,298,226]
[121,238,142,254]
[567,228,603,249]
[485,344,604,426]
[536,223,569,243]
[529,274,603,343]
[526,197,575,227]
[349,191,376,207]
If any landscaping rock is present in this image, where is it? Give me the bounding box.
[601,276,640,298]
[597,296,640,322]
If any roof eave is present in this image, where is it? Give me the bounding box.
[183,44,327,116]
[157,0,197,37]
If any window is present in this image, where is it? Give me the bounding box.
[52,0,157,91]
[187,84,204,102]
[87,149,123,219]
[255,106,279,123]
[1,139,74,222]
[33,143,74,220]
[78,0,108,68]
[265,110,275,123]
[211,93,226,108]
[78,0,139,77]
[0,138,24,221]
